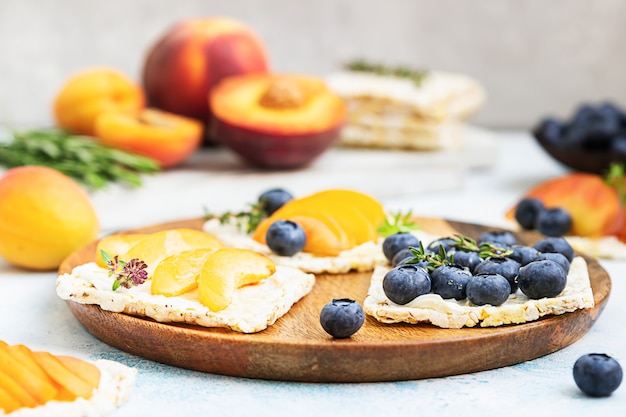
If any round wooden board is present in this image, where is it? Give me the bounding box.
[58,216,611,383]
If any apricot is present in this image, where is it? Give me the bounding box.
[32,351,95,399]
[142,17,269,135]
[210,73,346,168]
[54,68,145,136]
[0,166,100,270]
[198,248,276,311]
[151,248,218,296]
[95,233,148,268]
[94,108,203,168]
[0,343,57,405]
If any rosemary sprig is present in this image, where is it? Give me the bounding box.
[101,250,148,291]
[204,202,266,234]
[378,210,421,237]
[344,59,429,87]
[0,129,160,189]
[448,234,512,259]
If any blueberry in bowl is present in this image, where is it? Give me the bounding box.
[533,101,626,174]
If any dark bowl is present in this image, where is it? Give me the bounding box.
[534,136,625,175]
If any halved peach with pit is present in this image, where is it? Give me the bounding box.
[210,73,346,168]
[94,108,203,168]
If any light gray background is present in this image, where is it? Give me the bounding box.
[1,0,625,129]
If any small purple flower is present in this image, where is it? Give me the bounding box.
[101,249,148,291]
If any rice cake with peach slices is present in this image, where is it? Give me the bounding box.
[57,230,314,334]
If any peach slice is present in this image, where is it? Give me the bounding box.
[124,228,224,277]
[151,248,218,296]
[32,351,95,400]
[95,233,147,268]
[0,384,21,413]
[0,369,37,408]
[56,356,101,389]
[0,343,57,405]
[198,248,276,312]
[299,189,386,228]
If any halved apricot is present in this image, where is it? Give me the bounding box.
[151,248,218,296]
[299,189,386,228]
[124,228,224,277]
[95,233,148,267]
[198,248,276,311]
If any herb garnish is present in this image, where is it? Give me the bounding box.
[605,162,626,205]
[204,202,266,234]
[344,59,429,87]
[101,250,148,291]
[378,210,421,236]
[0,129,160,189]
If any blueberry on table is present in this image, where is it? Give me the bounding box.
[265,220,306,256]
[534,252,570,274]
[382,232,420,261]
[258,188,293,215]
[473,257,521,293]
[466,274,511,306]
[533,236,575,262]
[382,264,431,305]
[573,353,623,397]
[477,231,517,248]
[535,207,572,237]
[431,264,472,300]
[319,298,365,339]
[518,259,567,299]
[449,249,482,273]
[509,245,540,267]
[514,198,545,230]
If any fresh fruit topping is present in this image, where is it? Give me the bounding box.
[426,237,456,254]
[95,234,147,268]
[266,220,307,256]
[535,207,573,237]
[430,265,472,300]
[391,248,415,267]
[449,249,482,273]
[382,265,431,305]
[508,172,622,237]
[198,248,276,312]
[101,250,148,291]
[534,252,570,274]
[378,210,421,236]
[473,257,521,293]
[573,353,623,397]
[533,237,575,263]
[514,198,545,230]
[258,188,294,215]
[319,298,365,339]
[518,260,567,299]
[477,231,517,247]
[382,232,421,261]
[124,228,224,277]
[508,245,540,266]
[151,249,218,296]
[466,274,511,306]
[0,166,100,271]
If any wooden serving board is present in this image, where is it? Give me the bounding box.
[58,217,611,383]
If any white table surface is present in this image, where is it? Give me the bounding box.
[1,130,624,416]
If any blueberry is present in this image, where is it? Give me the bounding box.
[258,188,293,215]
[534,252,570,274]
[610,135,626,156]
[532,117,565,147]
[265,220,306,256]
[426,237,456,254]
[571,104,597,128]
[319,298,365,339]
[450,249,482,273]
[478,231,517,248]
[466,274,511,306]
[431,265,472,300]
[509,245,540,266]
[391,247,415,267]
[473,257,521,293]
[514,198,545,230]
[382,232,420,261]
[533,236,575,262]
[382,265,431,305]
[518,260,567,299]
[573,353,623,397]
[535,207,572,237]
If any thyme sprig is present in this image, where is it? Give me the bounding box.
[404,241,451,272]
[448,234,512,259]
[605,162,626,206]
[378,210,421,237]
[204,202,266,234]
[344,59,429,87]
[101,250,148,291]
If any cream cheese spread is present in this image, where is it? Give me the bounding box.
[364,256,594,329]
[57,262,315,334]
[5,359,136,417]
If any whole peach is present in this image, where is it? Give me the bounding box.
[142,18,269,131]
[0,166,100,270]
[54,68,145,136]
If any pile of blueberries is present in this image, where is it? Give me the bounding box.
[514,197,572,237]
[382,230,574,307]
[533,101,626,155]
